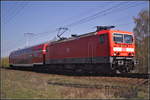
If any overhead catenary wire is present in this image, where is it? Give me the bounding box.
[2,2,20,24]
[3,2,146,53]
[3,2,28,25]
[6,2,118,7]
[63,2,130,28]
[28,3,121,39]
[110,3,146,28]
[29,2,143,43]
[63,2,145,28]
[2,2,29,53]
[59,2,114,25]
[26,2,115,40]
[29,2,114,37]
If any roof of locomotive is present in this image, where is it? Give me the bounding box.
[97,29,132,35]
[50,29,132,44]
[50,31,96,44]
[10,29,132,55]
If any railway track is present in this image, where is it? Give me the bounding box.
[1,67,149,98]
[47,79,148,89]
[107,73,149,79]
[1,66,149,79]
[47,78,148,98]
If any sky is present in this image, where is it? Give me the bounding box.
[1,1,149,57]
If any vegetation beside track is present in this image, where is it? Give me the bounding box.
[1,68,149,99]
[0,57,9,68]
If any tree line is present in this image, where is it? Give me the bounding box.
[133,9,149,74]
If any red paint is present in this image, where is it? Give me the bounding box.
[9,43,47,65]
[9,29,135,65]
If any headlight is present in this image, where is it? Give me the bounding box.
[117,52,120,56]
[128,53,131,56]
[114,52,117,56]
[126,48,134,52]
[131,53,134,56]
[128,53,134,56]
[114,52,120,56]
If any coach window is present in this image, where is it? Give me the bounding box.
[99,34,105,44]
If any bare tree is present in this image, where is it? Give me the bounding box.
[133,9,149,73]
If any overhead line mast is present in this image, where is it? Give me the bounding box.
[24,33,35,47]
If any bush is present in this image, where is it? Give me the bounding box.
[0,57,9,67]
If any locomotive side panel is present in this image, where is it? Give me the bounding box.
[45,33,110,64]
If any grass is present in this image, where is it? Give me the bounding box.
[0,68,149,99]
[0,57,9,67]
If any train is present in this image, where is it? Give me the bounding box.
[9,26,137,74]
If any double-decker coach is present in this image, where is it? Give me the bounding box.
[9,43,48,67]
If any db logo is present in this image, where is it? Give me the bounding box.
[66,48,70,52]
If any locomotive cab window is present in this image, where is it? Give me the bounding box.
[124,34,133,43]
[99,34,106,44]
[113,33,123,43]
[113,33,133,43]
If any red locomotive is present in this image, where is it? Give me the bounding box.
[9,26,137,73]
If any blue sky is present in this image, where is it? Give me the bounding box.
[1,1,149,57]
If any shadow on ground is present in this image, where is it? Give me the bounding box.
[2,67,149,79]
[2,66,114,77]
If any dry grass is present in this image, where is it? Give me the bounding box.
[0,68,149,99]
[0,57,9,67]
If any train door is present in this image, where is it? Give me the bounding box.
[99,33,109,56]
[45,44,54,64]
[88,40,94,63]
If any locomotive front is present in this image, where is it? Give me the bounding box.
[109,30,136,73]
